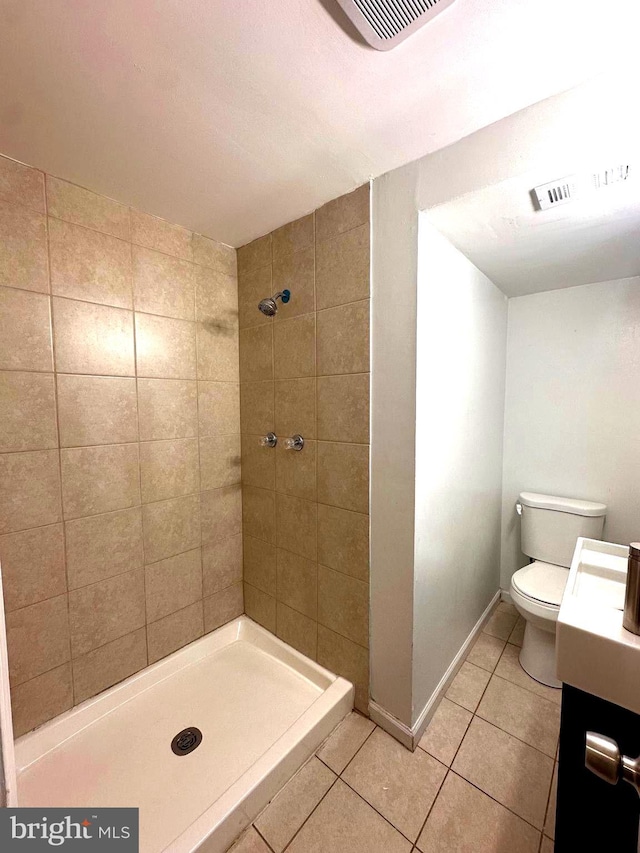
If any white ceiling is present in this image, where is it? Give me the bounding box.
[0,0,638,247]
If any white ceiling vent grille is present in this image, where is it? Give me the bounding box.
[336,0,457,50]
[533,165,631,211]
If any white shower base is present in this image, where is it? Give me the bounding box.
[14,617,353,853]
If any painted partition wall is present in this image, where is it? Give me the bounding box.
[500,276,640,589]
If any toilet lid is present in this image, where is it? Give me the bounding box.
[512,561,569,606]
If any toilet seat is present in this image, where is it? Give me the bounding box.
[511,560,568,607]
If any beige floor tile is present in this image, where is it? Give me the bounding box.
[483,609,518,641]
[286,779,411,853]
[228,827,271,853]
[545,763,557,840]
[476,676,560,758]
[417,771,540,853]
[497,601,519,617]
[495,643,561,705]
[453,717,553,829]
[342,727,446,841]
[467,633,506,672]
[255,757,335,852]
[445,662,491,712]
[317,711,375,775]
[540,836,554,853]
[418,698,472,767]
[509,617,525,647]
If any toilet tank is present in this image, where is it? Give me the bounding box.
[519,492,607,568]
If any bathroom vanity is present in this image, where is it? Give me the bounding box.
[556,539,640,852]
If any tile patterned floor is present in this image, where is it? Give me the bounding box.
[230,602,558,853]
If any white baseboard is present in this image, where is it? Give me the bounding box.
[369,590,501,751]
[500,589,513,605]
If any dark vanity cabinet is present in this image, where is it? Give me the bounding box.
[556,684,640,852]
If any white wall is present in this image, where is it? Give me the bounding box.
[501,276,640,588]
[412,220,507,717]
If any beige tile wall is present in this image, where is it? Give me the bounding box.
[237,185,371,712]
[0,154,243,735]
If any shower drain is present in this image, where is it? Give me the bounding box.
[171,727,203,756]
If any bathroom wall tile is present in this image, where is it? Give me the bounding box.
[132,245,195,320]
[73,628,147,703]
[244,582,276,632]
[130,209,192,260]
[417,697,472,767]
[317,625,369,714]
[65,507,144,590]
[316,224,369,310]
[0,449,62,534]
[7,594,70,685]
[202,532,243,596]
[453,717,553,829]
[243,535,276,596]
[241,434,276,490]
[197,318,239,381]
[200,434,241,490]
[0,524,66,612]
[273,314,315,379]
[204,582,243,632]
[242,485,276,544]
[276,493,317,561]
[68,568,145,657]
[276,602,317,660]
[142,493,201,563]
[198,381,240,435]
[318,564,368,647]
[147,601,204,664]
[238,264,272,330]
[46,176,129,239]
[273,247,315,321]
[0,288,53,371]
[237,234,271,275]
[0,371,58,452]
[317,442,369,514]
[254,756,334,853]
[274,378,316,438]
[192,234,236,277]
[316,711,375,775]
[49,217,132,308]
[0,199,48,292]
[317,373,369,443]
[317,504,369,581]
[57,374,138,447]
[445,661,491,713]
[145,547,202,622]
[135,312,196,379]
[201,485,242,545]
[196,265,238,330]
[276,439,317,501]
[11,663,73,738]
[315,184,369,243]
[277,549,317,619]
[239,324,273,382]
[417,771,541,853]
[0,156,45,213]
[137,378,197,441]
[61,443,140,519]
[240,381,274,434]
[317,300,369,375]
[53,297,135,376]
[140,438,199,502]
[272,214,314,261]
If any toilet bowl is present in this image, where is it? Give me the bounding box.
[510,561,568,688]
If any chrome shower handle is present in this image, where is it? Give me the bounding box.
[260,433,278,448]
[585,732,640,797]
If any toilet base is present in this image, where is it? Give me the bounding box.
[519,622,561,689]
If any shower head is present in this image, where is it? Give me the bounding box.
[258,290,290,316]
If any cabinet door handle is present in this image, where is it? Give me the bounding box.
[585,732,640,797]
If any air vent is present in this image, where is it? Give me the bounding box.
[336,0,457,50]
[533,177,578,211]
[533,165,631,211]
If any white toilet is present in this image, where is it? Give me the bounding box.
[510,492,607,688]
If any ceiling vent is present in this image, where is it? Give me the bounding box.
[336,0,457,50]
[533,165,631,211]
